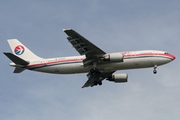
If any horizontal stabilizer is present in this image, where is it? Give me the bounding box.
[13,67,26,73]
[3,52,29,65]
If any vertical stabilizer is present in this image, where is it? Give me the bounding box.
[7,39,42,60]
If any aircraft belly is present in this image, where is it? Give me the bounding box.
[55,63,88,74]
[97,58,154,71]
[151,57,171,66]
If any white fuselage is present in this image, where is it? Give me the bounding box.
[24,50,175,74]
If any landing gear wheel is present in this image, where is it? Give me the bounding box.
[93,81,102,86]
[98,81,102,85]
[94,81,98,86]
[90,68,100,75]
[153,65,157,74]
[93,68,99,72]
[153,70,157,74]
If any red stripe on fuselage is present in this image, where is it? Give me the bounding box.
[123,53,175,60]
[24,59,83,69]
[24,53,175,69]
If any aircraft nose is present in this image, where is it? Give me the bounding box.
[169,53,176,60]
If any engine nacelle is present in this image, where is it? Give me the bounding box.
[103,53,124,62]
[107,74,128,83]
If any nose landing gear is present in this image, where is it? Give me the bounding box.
[153,65,157,74]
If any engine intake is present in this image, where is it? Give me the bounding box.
[103,53,124,62]
[107,74,128,83]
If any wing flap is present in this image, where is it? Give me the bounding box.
[82,71,115,88]
[82,76,99,88]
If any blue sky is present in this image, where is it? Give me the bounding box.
[0,1,180,120]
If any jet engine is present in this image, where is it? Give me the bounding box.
[103,53,124,62]
[107,74,128,83]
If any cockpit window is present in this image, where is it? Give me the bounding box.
[165,52,168,54]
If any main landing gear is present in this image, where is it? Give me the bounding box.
[93,80,102,86]
[90,67,102,86]
[90,68,100,75]
[153,65,157,74]
[90,61,102,86]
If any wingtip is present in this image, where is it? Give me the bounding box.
[62,29,67,32]
[62,28,73,32]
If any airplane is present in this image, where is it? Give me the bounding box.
[3,29,176,88]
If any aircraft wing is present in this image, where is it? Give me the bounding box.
[82,71,114,88]
[82,75,99,88]
[63,29,106,66]
[63,29,114,88]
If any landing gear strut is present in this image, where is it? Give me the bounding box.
[153,65,157,74]
[90,61,102,86]
[90,61,100,74]
[90,68,100,75]
[90,68,102,86]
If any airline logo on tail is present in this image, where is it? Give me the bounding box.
[14,45,25,55]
